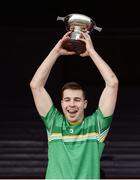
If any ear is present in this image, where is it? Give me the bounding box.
[84,100,88,109]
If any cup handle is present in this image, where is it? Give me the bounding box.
[94,26,102,32]
[57,16,65,21]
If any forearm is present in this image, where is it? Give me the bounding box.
[30,49,60,89]
[89,49,118,87]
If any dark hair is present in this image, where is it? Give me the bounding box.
[61,81,86,99]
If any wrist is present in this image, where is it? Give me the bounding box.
[50,48,61,58]
[88,48,96,57]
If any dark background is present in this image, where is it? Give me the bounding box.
[0,2,139,114]
[0,1,139,106]
[0,1,140,178]
[0,1,140,110]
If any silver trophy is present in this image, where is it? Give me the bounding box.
[57,13,102,54]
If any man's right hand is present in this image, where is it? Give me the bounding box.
[52,32,76,56]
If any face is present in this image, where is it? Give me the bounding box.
[61,89,88,123]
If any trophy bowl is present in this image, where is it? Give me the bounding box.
[57,13,102,54]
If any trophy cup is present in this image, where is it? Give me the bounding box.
[57,13,102,54]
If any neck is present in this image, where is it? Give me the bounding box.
[69,120,82,125]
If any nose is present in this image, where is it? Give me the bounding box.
[69,100,75,107]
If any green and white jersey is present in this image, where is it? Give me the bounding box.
[41,105,112,179]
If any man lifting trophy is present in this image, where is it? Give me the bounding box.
[30,12,119,180]
[57,13,102,54]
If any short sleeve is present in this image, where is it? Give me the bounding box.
[95,108,113,142]
[40,105,62,132]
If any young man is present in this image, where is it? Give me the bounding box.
[30,32,119,179]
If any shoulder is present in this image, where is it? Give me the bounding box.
[41,104,63,120]
[85,107,113,124]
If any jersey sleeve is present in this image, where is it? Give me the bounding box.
[95,107,113,143]
[40,104,62,132]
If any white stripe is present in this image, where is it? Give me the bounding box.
[49,133,98,142]
[98,128,110,141]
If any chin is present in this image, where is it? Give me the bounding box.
[67,117,76,121]
[68,119,77,122]
[67,116,78,122]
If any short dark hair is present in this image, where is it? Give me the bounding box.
[61,81,86,99]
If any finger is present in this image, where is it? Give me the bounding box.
[81,32,90,39]
[79,52,87,57]
[60,36,70,44]
[67,51,76,55]
[63,31,71,38]
[77,37,86,42]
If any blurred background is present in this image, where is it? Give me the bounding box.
[0,0,140,178]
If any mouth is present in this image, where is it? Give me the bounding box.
[66,108,78,118]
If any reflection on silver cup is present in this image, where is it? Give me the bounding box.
[57,13,102,54]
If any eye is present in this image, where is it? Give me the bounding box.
[74,98,81,102]
[64,98,70,102]
[65,99,69,102]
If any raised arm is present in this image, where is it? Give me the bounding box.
[30,32,75,117]
[79,32,119,117]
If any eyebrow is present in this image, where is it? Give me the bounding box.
[63,97,70,100]
[74,97,82,100]
[63,97,82,100]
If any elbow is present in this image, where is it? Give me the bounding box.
[30,80,38,89]
[112,77,119,88]
[108,76,119,88]
[30,79,44,90]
